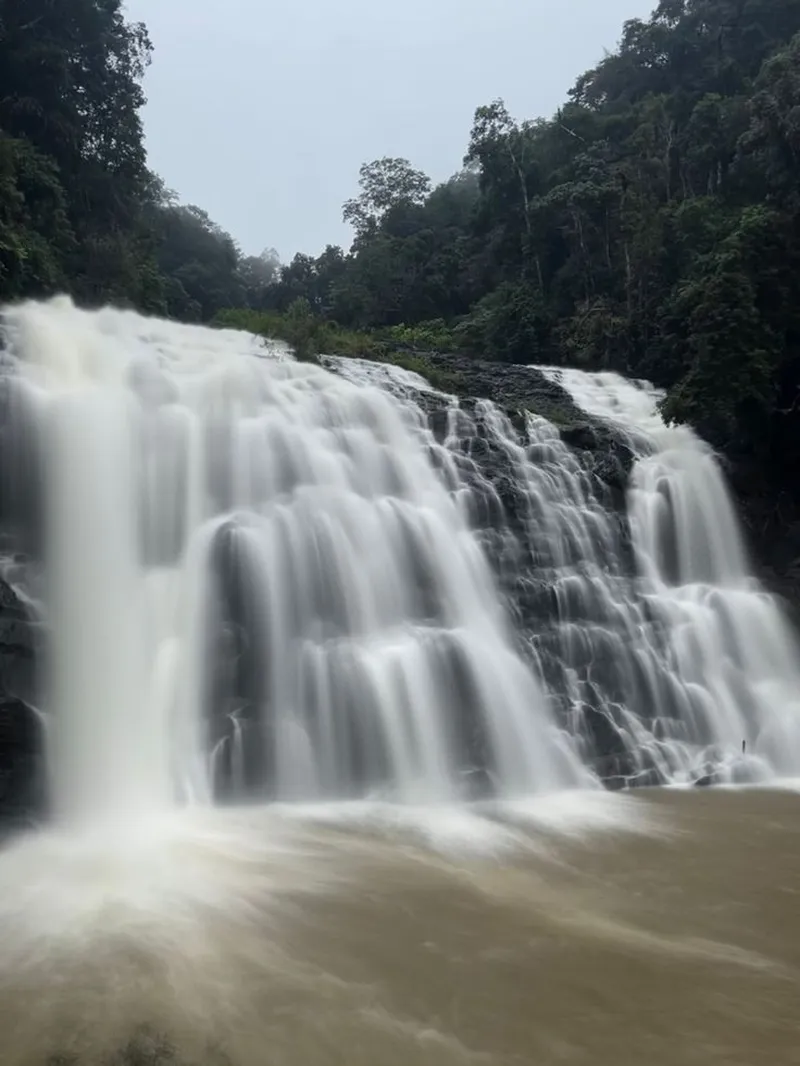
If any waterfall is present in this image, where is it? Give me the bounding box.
[536,367,800,784]
[0,298,586,825]
[1,297,799,827]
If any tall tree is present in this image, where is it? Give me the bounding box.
[343,158,431,240]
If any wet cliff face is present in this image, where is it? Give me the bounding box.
[0,572,43,830]
[428,350,800,615]
[731,461,800,619]
[412,357,649,786]
[393,354,800,789]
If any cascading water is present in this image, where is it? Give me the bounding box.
[534,367,800,784]
[1,295,799,829]
[0,297,587,825]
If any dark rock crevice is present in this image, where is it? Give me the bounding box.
[0,575,43,833]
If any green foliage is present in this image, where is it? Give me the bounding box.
[380,320,459,352]
[282,297,322,362]
[658,202,789,447]
[0,1,257,320]
[382,352,464,393]
[0,134,72,297]
[0,0,159,304]
[343,158,432,239]
[213,307,387,362]
[456,284,552,363]
[147,200,244,321]
[212,309,463,390]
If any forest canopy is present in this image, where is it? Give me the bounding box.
[3,0,800,477]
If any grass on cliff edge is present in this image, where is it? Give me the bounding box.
[213,305,464,394]
[212,305,585,426]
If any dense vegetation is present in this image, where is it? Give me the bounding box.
[3,0,800,481]
[0,0,272,318]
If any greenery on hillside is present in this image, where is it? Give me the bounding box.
[3,0,800,480]
[213,306,464,391]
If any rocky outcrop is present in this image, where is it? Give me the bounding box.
[386,353,650,784]
[423,350,800,614]
[371,351,800,788]
[422,351,636,496]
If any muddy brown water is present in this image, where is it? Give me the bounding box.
[0,789,799,1066]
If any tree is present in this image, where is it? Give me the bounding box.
[238,248,281,308]
[150,203,244,321]
[735,32,800,206]
[0,0,158,306]
[465,100,539,278]
[0,135,72,298]
[343,158,431,240]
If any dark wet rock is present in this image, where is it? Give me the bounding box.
[729,460,800,617]
[424,352,586,426]
[0,695,45,831]
[0,574,42,831]
[559,424,598,451]
[562,424,634,494]
[0,576,36,701]
[419,351,635,494]
[581,706,630,766]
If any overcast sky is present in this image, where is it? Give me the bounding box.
[126,0,656,262]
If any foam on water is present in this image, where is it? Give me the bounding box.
[0,791,661,983]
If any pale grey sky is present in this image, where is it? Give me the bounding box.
[127,0,656,261]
